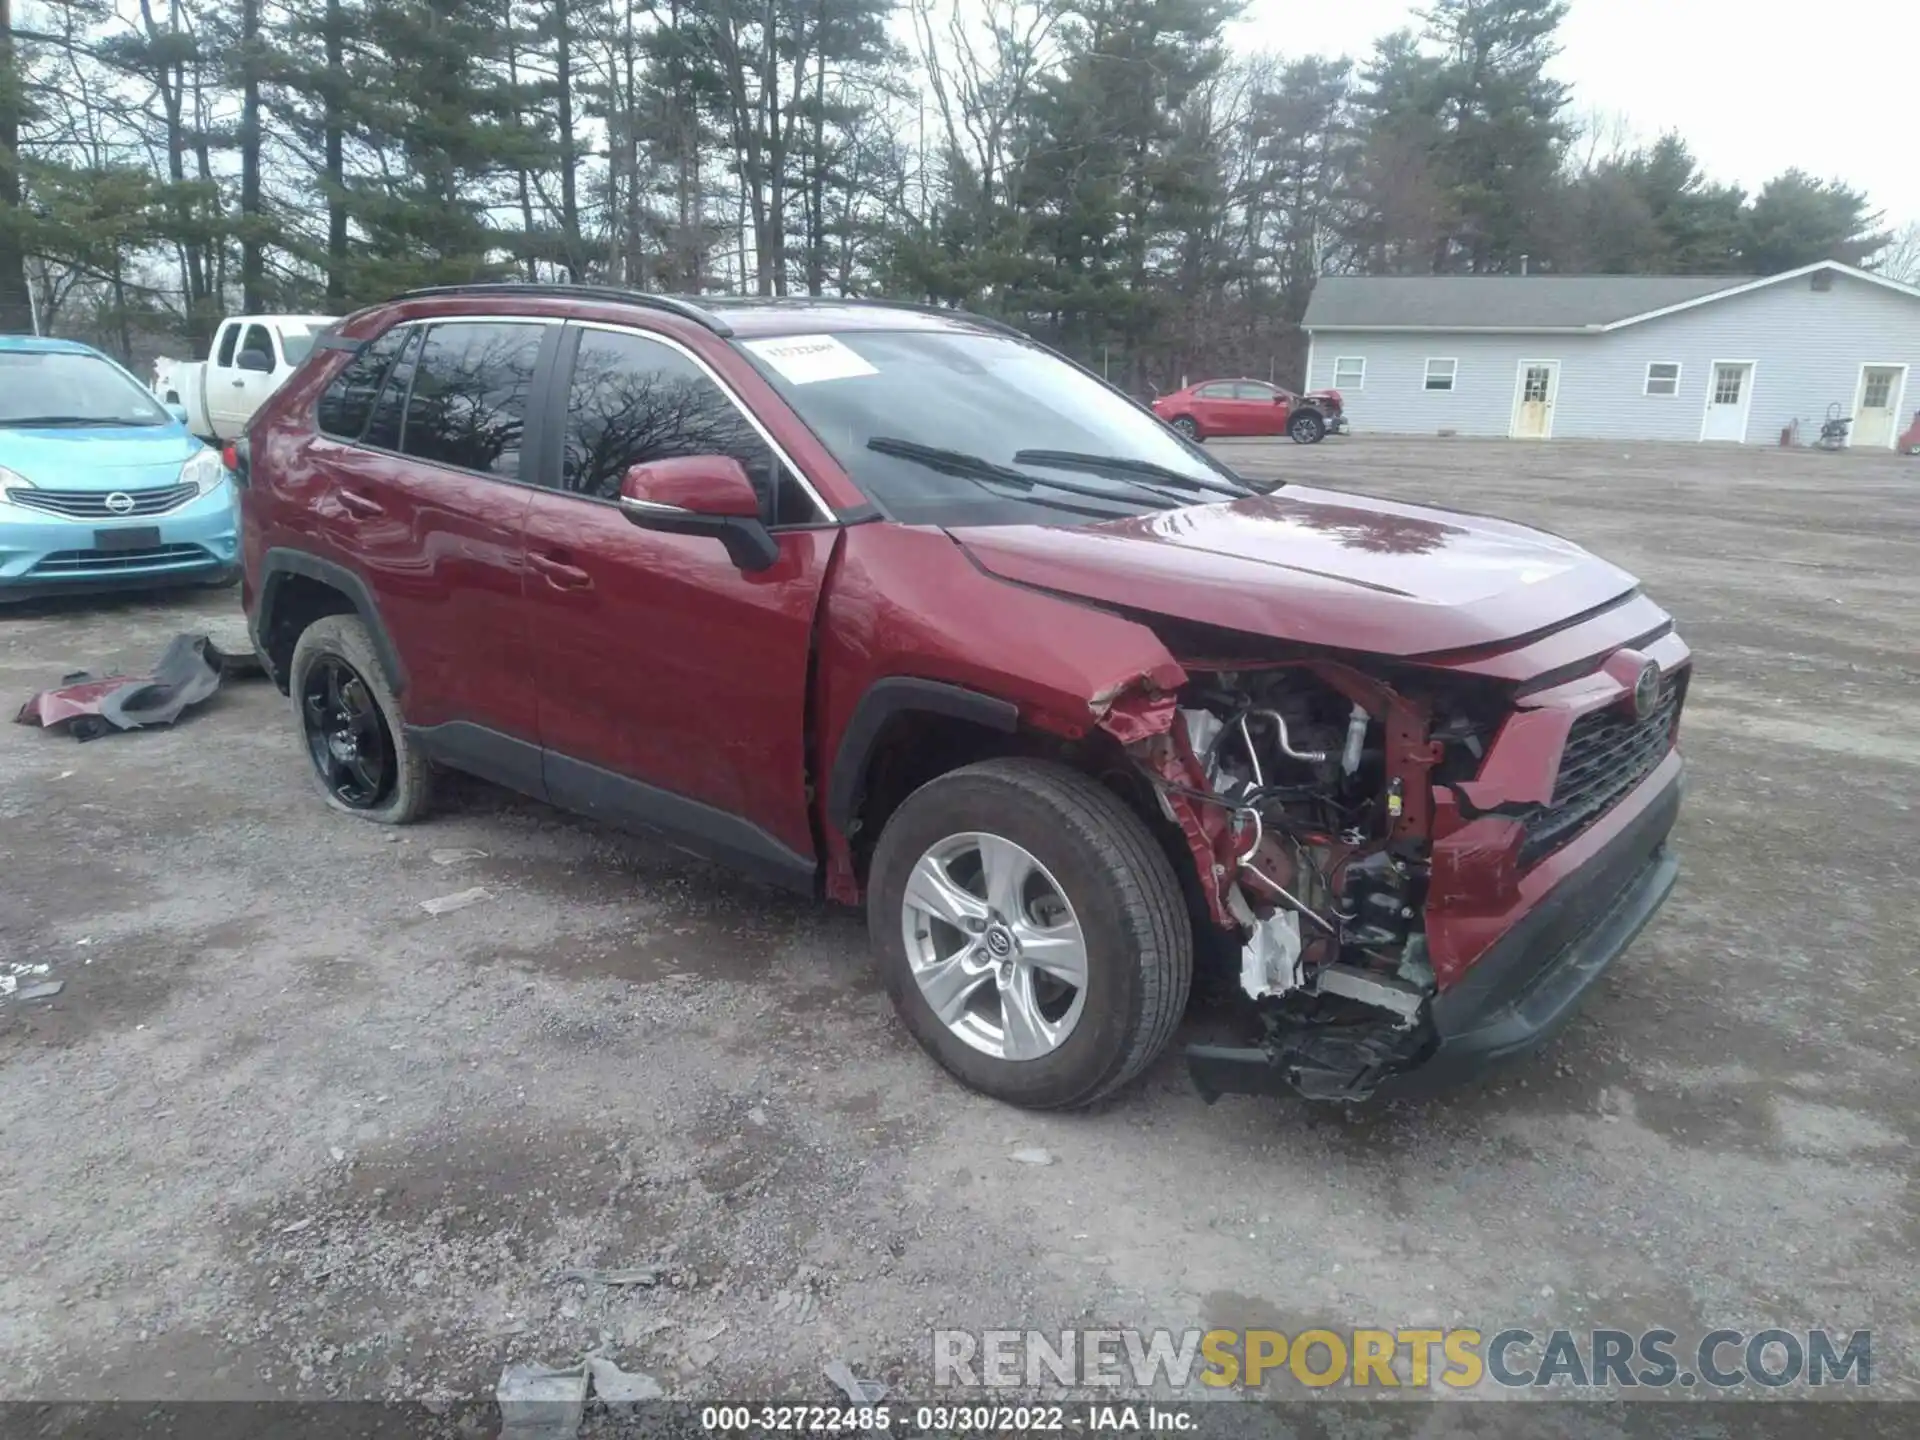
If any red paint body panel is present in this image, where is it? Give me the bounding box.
[521,490,831,857]
[1151,380,1295,438]
[952,486,1637,659]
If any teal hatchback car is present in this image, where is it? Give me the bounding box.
[0,336,239,602]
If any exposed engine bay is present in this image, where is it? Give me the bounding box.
[1135,661,1495,1099]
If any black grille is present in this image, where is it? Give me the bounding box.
[1521,670,1686,868]
[7,483,199,518]
[32,545,211,574]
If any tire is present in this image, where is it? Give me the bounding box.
[1288,409,1326,444]
[867,757,1192,1110]
[1170,415,1201,441]
[288,613,432,824]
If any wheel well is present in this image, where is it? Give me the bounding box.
[846,715,1221,947]
[260,573,355,692]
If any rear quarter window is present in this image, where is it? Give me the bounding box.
[316,326,412,440]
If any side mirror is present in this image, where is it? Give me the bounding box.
[165,401,190,425]
[237,348,273,374]
[619,456,779,572]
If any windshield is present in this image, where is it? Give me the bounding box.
[0,350,172,428]
[736,329,1254,526]
[281,327,320,365]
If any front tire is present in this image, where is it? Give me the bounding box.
[289,614,432,824]
[868,758,1192,1109]
[1288,409,1326,444]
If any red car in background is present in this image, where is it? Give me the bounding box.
[1152,378,1345,445]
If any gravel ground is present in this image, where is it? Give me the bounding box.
[0,437,1915,1414]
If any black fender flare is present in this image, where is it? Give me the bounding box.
[256,548,408,695]
[825,677,1019,836]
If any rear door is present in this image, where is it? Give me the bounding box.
[1191,382,1239,434]
[305,317,555,757]
[518,321,834,883]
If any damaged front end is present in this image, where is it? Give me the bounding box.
[1107,657,1503,1103]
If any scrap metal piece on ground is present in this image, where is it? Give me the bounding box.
[496,1361,589,1440]
[823,1359,889,1405]
[587,1355,665,1411]
[11,981,65,1002]
[420,887,490,916]
[15,633,266,740]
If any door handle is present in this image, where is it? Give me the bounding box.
[336,489,384,518]
[529,551,592,589]
[232,378,247,387]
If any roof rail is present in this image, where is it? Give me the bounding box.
[394,283,733,336]
[698,293,1026,338]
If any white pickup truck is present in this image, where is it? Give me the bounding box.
[153,314,338,442]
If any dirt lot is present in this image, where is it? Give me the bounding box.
[1,437,1915,1409]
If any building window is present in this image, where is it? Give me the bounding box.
[1333,357,1365,391]
[1645,362,1682,397]
[1424,358,1458,392]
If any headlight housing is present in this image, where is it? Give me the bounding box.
[0,465,35,491]
[180,448,228,495]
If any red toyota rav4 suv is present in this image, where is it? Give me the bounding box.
[240,285,1687,1110]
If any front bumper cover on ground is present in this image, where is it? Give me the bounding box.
[1188,765,1683,1102]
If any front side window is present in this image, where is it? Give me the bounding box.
[739,329,1253,528]
[1232,381,1277,400]
[1424,358,1458,392]
[400,322,544,478]
[1333,356,1365,390]
[560,327,813,524]
[241,324,276,370]
[1644,362,1681,397]
[317,325,412,440]
[0,350,171,428]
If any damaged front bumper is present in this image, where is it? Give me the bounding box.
[1188,759,1683,1102]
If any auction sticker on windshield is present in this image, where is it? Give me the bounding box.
[743,334,878,385]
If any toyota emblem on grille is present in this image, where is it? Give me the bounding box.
[1631,659,1662,719]
[104,492,136,515]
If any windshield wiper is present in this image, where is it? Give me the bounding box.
[1011,448,1251,499]
[866,436,1180,515]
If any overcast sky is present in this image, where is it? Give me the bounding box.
[1237,0,1920,233]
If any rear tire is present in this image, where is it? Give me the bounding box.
[868,758,1193,1110]
[289,614,432,825]
[1170,415,1201,441]
[1288,409,1326,444]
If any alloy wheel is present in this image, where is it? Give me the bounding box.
[300,654,395,809]
[899,831,1089,1061]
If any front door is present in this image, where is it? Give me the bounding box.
[520,321,833,885]
[1510,361,1559,438]
[1701,362,1754,442]
[1853,366,1904,448]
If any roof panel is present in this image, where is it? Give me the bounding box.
[1302,274,1756,331]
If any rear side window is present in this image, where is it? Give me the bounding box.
[363,328,423,451]
[400,322,545,479]
[317,326,412,440]
[559,327,813,524]
[215,324,239,367]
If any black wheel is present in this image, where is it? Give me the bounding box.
[868,758,1192,1110]
[289,614,431,824]
[1170,415,1201,440]
[1288,409,1326,444]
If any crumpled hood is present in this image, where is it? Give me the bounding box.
[948,485,1640,658]
[0,426,200,488]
